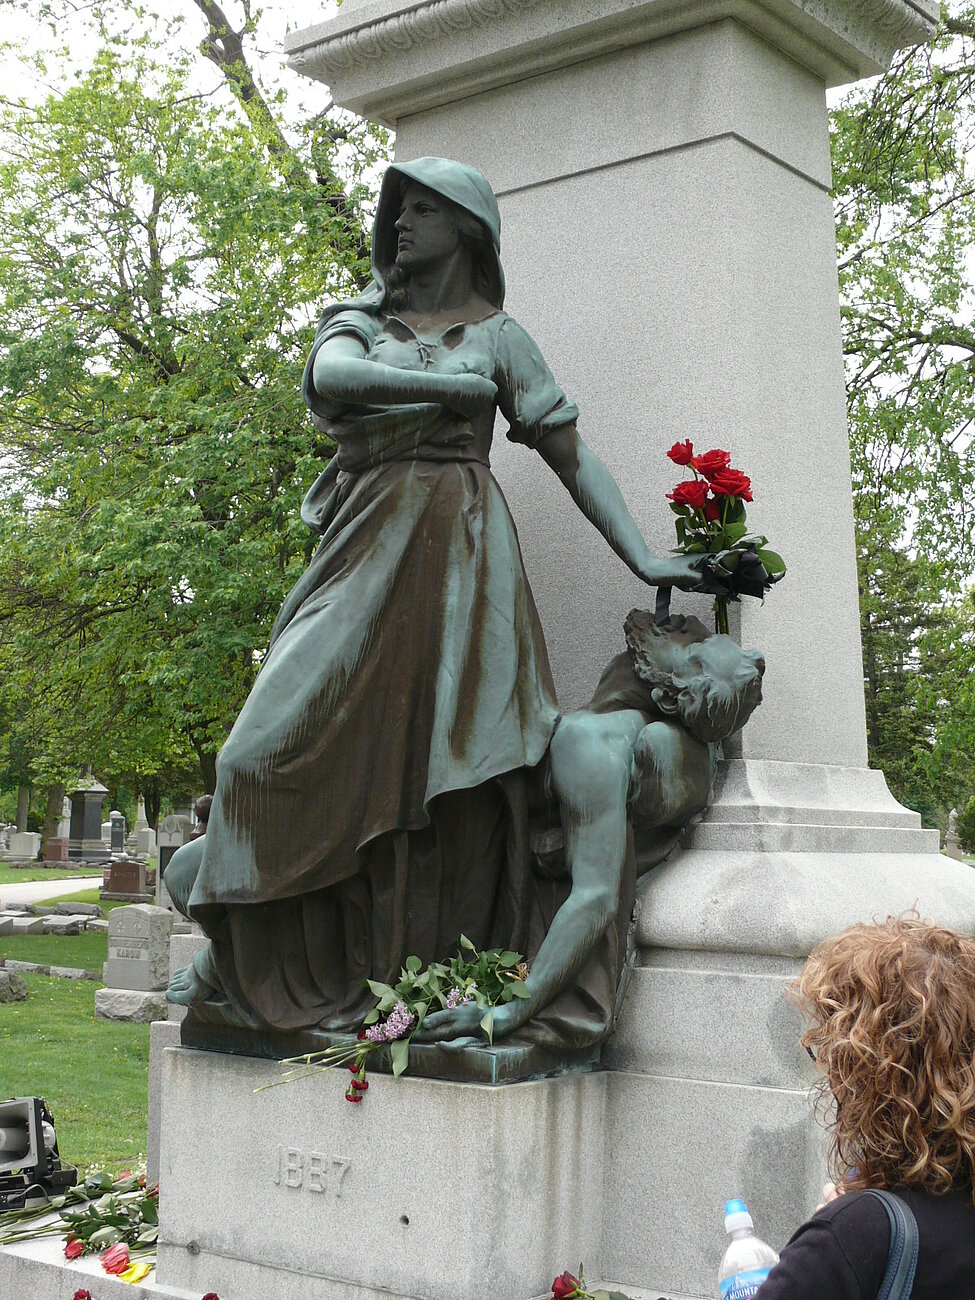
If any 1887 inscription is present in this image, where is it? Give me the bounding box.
[272,1146,351,1196]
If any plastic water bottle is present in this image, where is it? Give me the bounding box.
[718,1198,780,1299]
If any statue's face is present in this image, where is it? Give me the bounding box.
[676,636,765,742]
[394,183,461,273]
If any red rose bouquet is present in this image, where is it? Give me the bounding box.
[665,441,785,634]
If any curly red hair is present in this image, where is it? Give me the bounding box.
[794,916,975,1199]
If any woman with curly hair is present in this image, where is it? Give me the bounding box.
[756,916,975,1297]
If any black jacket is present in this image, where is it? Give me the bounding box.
[755,1186,975,1299]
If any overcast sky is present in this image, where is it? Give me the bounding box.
[0,2,341,110]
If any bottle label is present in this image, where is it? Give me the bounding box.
[720,1268,773,1299]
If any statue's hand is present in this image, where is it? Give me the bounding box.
[414,1003,484,1042]
[643,554,704,592]
[443,373,498,420]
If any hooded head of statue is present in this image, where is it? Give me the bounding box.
[321,157,505,326]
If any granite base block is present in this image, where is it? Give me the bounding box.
[147,1019,181,1188]
[0,1230,198,1300]
[95,987,168,1022]
[156,1046,606,1300]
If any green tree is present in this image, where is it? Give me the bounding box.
[0,8,386,800]
[832,0,975,825]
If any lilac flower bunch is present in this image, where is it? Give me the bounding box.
[366,1002,417,1043]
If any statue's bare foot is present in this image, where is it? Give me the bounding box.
[166,962,215,1006]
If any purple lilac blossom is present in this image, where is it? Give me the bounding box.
[367,1002,417,1043]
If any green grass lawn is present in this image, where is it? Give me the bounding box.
[1,928,106,972]
[1,889,131,972]
[0,862,99,886]
[0,972,150,1173]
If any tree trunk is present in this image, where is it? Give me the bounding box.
[145,777,162,831]
[197,749,217,795]
[42,783,66,843]
[16,784,29,832]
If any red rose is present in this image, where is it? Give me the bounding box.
[704,496,721,521]
[101,1242,130,1275]
[552,1272,580,1299]
[72,1291,93,1300]
[691,448,731,479]
[666,439,694,466]
[202,1294,221,1300]
[708,467,753,500]
[667,479,710,510]
[64,1237,84,1259]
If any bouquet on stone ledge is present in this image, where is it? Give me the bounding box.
[665,440,786,634]
[264,936,531,1105]
[0,1169,159,1285]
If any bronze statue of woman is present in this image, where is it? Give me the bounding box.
[164,157,702,1035]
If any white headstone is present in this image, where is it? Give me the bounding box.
[8,830,40,859]
[102,904,173,992]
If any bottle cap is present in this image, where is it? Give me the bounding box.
[724,1198,754,1233]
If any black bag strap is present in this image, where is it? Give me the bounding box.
[866,1189,919,1300]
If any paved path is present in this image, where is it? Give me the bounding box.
[0,876,103,908]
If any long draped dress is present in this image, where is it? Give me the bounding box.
[184,307,580,1032]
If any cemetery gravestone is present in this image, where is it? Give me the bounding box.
[101,857,151,902]
[67,775,110,862]
[109,811,126,854]
[95,904,172,1023]
[8,831,40,860]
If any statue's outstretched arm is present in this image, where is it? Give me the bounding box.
[312,334,497,418]
[417,709,647,1044]
[537,424,702,591]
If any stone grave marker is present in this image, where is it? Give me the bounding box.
[67,775,110,862]
[8,831,40,859]
[42,916,86,936]
[101,856,151,902]
[9,916,45,934]
[103,904,172,990]
[55,902,102,917]
[109,811,127,853]
[95,904,172,1022]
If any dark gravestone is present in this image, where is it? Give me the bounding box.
[101,858,150,902]
[110,812,126,854]
[67,777,110,862]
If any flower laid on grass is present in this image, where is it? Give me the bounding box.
[664,440,785,634]
[266,936,531,1104]
[551,1264,633,1298]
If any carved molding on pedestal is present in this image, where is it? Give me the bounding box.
[290,0,544,75]
[286,0,941,118]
